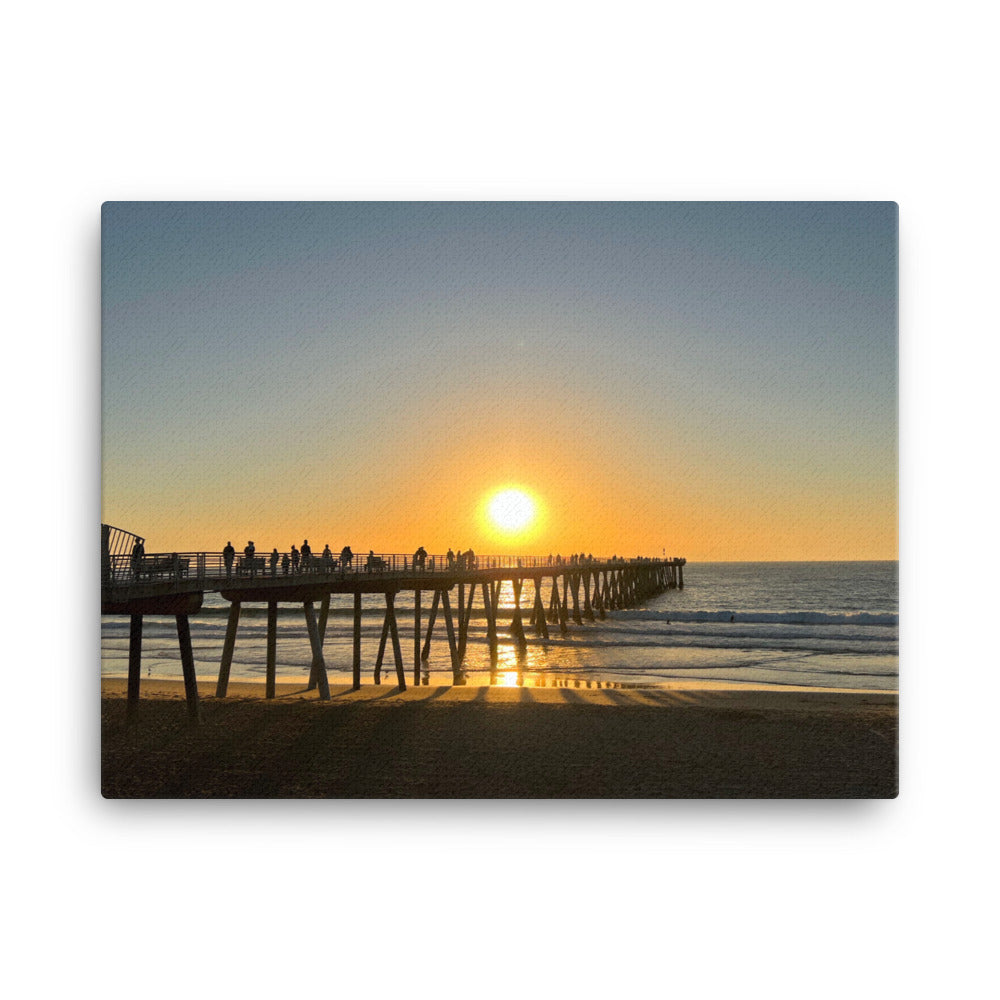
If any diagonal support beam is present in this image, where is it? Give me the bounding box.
[303,601,330,699]
[175,613,202,726]
[216,601,241,698]
[421,589,441,662]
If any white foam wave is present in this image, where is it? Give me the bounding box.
[614,609,898,627]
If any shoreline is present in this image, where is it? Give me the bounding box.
[101,676,897,700]
[102,679,898,798]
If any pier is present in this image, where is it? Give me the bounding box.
[101,524,685,724]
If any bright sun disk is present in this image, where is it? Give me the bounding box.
[487,489,536,533]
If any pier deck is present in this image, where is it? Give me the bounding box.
[101,525,685,725]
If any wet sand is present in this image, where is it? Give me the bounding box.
[101,679,898,798]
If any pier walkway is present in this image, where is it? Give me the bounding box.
[101,524,685,724]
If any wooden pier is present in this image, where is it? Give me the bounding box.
[101,525,685,725]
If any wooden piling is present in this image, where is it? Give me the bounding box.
[126,613,142,724]
[457,582,467,659]
[548,577,560,624]
[413,587,422,685]
[216,601,241,698]
[510,578,527,648]
[386,592,406,689]
[440,588,461,681]
[303,601,330,699]
[482,580,499,663]
[374,611,391,684]
[532,578,550,640]
[265,600,278,699]
[175,613,201,726]
[421,589,441,661]
[307,593,331,691]
[352,592,362,690]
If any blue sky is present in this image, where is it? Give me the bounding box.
[102,201,896,558]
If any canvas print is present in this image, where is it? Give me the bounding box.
[100,201,898,798]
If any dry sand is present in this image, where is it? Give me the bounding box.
[101,679,898,798]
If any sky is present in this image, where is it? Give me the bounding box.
[101,201,897,561]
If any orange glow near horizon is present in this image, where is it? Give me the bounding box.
[101,464,897,563]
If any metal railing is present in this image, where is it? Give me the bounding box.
[102,548,681,587]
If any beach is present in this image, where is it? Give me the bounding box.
[101,679,898,798]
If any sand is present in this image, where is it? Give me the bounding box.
[101,679,898,798]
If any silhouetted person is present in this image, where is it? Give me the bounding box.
[466,548,476,569]
[446,548,455,569]
[171,552,181,578]
[223,541,235,579]
[414,546,427,569]
[322,544,333,572]
[291,545,300,573]
[341,546,353,572]
[131,538,144,580]
[281,551,290,575]
[245,541,256,578]
[301,540,311,570]
[366,549,376,572]
[270,548,279,576]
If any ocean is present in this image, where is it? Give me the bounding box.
[100,561,898,692]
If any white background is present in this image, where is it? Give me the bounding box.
[5,2,996,997]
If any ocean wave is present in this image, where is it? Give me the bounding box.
[613,609,898,627]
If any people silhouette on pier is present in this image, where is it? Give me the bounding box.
[130,538,145,580]
[301,540,311,570]
[223,541,235,579]
[466,548,476,569]
[446,548,455,569]
[281,551,290,575]
[291,544,299,573]
[341,546,353,572]
[322,544,333,572]
[270,548,279,576]
[414,546,427,570]
[244,541,256,578]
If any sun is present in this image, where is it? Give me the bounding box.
[478,485,545,546]
[488,489,536,532]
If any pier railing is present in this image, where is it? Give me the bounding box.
[102,550,683,587]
